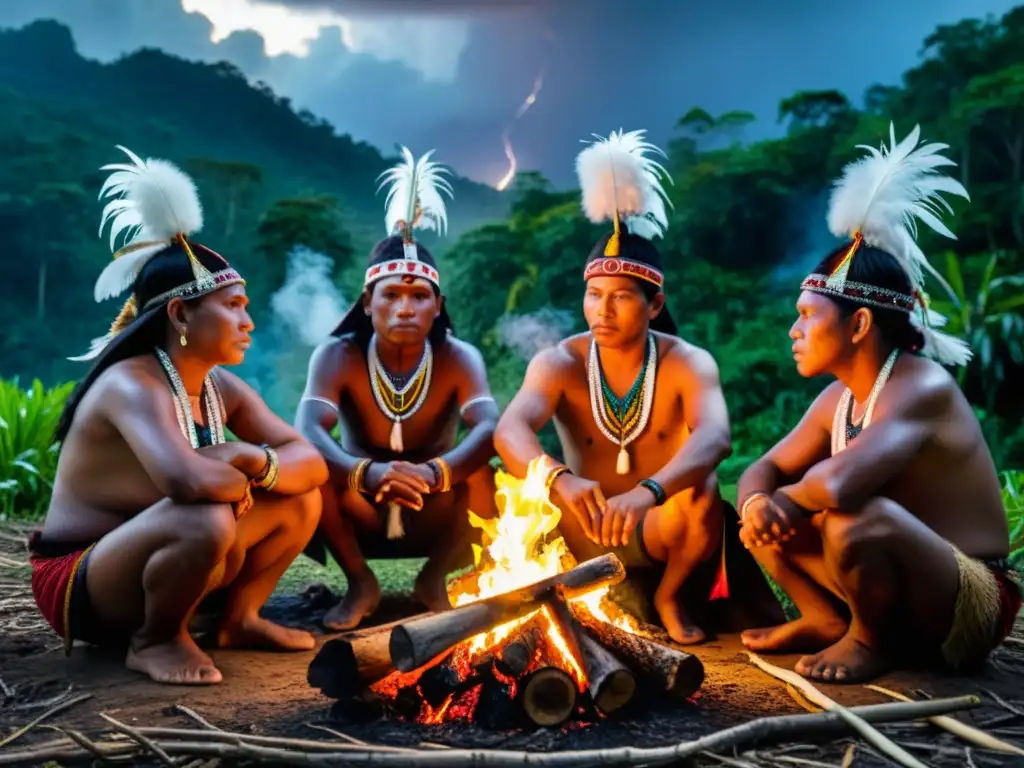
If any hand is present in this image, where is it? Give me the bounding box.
[601,486,657,548]
[739,493,796,550]
[364,461,431,511]
[551,473,606,544]
[197,442,267,478]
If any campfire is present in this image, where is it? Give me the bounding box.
[309,459,705,728]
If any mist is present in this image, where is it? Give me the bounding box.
[496,307,576,362]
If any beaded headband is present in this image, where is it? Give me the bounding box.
[584,256,664,289]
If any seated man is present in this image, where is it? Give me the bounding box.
[30,146,328,686]
[495,129,783,644]
[296,146,499,631]
[737,123,1020,683]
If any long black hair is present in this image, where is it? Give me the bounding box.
[586,231,679,335]
[55,241,235,442]
[810,242,925,354]
[331,234,455,353]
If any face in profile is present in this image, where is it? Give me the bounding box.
[789,290,859,377]
[174,283,254,366]
[583,276,663,349]
[366,275,440,346]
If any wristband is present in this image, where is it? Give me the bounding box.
[739,492,769,520]
[253,444,279,491]
[545,464,570,492]
[638,478,666,506]
[349,458,372,495]
[428,457,452,493]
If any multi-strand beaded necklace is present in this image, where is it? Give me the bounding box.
[155,347,225,448]
[830,349,899,456]
[587,333,658,475]
[367,334,433,453]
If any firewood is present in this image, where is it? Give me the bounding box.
[308,613,430,697]
[474,674,518,730]
[546,595,635,715]
[518,667,577,728]
[564,595,704,701]
[389,554,626,673]
[495,621,543,677]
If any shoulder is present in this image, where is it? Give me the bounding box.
[807,380,846,427]
[309,335,364,375]
[885,355,958,418]
[90,356,166,406]
[521,338,581,381]
[657,335,719,380]
[438,336,486,370]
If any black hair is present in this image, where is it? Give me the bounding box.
[587,230,679,335]
[811,242,925,354]
[55,240,232,443]
[331,234,454,352]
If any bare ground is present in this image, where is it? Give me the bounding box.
[3,525,1024,767]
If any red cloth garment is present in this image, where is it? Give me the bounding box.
[994,570,1022,645]
[30,548,87,640]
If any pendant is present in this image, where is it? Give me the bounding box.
[616,447,630,475]
[390,421,403,453]
[386,502,405,539]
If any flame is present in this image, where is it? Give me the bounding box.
[495,71,545,192]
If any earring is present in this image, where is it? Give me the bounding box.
[180,327,188,347]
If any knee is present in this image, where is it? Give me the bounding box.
[178,503,236,564]
[822,498,894,571]
[287,489,323,536]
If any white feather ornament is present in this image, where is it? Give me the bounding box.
[825,122,969,297]
[575,129,673,242]
[92,145,204,302]
[377,147,453,260]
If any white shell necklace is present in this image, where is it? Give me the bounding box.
[587,333,658,475]
[830,348,899,456]
[155,347,226,448]
[367,334,433,453]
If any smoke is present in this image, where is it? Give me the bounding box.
[238,246,348,419]
[769,189,836,288]
[270,246,347,346]
[496,307,575,361]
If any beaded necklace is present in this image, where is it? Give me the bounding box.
[154,347,226,448]
[587,333,658,475]
[830,349,899,456]
[367,334,433,453]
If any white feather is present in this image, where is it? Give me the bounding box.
[67,332,114,362]
[920,325,974,367]
[92,145,204,302]
[575,129,673,240]
[377,147,454,241]
[826,122,969,299]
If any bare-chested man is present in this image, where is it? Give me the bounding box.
[296,147,499,631]
[29,146,328,686]
[495,130,783,644]
[737,124,1021,683]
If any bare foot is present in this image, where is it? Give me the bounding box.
[795,632,892,683]
[413,568,452,613]
[741,616,848,654]
[126,634,222,685]
[323,573,381,631]
[654,594,706,645]
[216,616,316,651]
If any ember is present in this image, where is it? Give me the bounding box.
[309,458,705,728]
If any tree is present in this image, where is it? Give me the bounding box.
[778,90,852,129]
[188,158,263,238]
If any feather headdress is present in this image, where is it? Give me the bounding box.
[576,129,673,255]
[377,146,453,261]
[814,122,972,366]
[93,145,206,302]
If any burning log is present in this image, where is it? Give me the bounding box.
[546,595,636,715]
[308,613,430,697]
[389,553,626,673]
[518,667,578,727]
[560,590,703,700]
[494,623,541,677]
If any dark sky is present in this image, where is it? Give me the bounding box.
[0,0,1017,188]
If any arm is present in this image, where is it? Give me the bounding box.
[432,343,499,487]
[102,371,250,504]
[217,368,329,495]
[293,340,365,487]
[647,346,732,498]
[778,377,945,513]
[736,383,837,516]
[492,347,568,478]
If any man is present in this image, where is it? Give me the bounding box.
[296,147,499,631]
[737,123,1020,683]
[29,146,328,686]
[494,130,783,644]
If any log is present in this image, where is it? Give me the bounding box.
[308,613,430,697]
[518,667,577,728]
[565,597,704,700]
[495,622,542,677]
[474,675,518,730]
[547,595,635,715]
[390,554,625,672]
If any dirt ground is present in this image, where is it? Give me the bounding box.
[3,526,1024,766]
